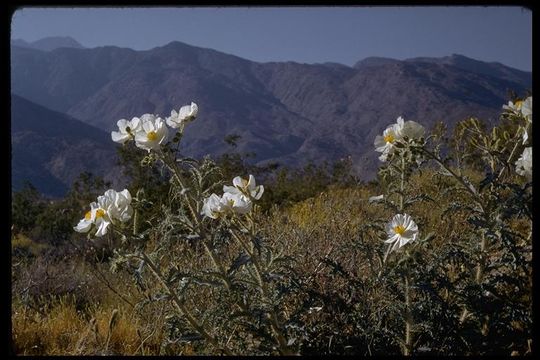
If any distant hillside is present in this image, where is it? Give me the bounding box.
[11,94,122,197]
[11,40,532,191]
[11,36,85,51]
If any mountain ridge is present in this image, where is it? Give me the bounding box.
[11,40,532,195]
[11,94,123,197]
[11,36,85,51]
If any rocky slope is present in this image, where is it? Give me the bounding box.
[11,40,531,190]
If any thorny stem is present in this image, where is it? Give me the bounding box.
[229,227,296,355]
[201,237,233,291]
[399,155,406,212]
[161,150,233,290]
[128,189,229,355]
[158,150,200,226]
[496,122,529,181]
[419,147,480,200]
[421,146,496,336]
[403,267,413,356]
[420,146,488,228]
[475,232,487,283]
[139,251,234,356]
[196,228,250,315]
[133,189,142,236]
[475,232,491,337]
[91,264,136,309]
[162,146,266,348]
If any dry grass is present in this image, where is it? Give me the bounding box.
[11,168,531,355]
[12,294,168,355]
[11,233,49,257]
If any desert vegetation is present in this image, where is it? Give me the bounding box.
[11,96,532,355]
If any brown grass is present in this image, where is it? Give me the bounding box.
[11,168,531,355]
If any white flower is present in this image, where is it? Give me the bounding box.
[503,100,520,113]
[503,96,532,121]
[201,191,253,219]
[201,193,223,219]
[221,192,253,214]
[384,213,419,253]
[74,201,101,233]
[166,102,198,128]
[368,195,384,203]
[134,115,169,152]
[74,189,133,237]
[521,96,532,120]
[400,120,425,139]
[521,97,532,145]
[223,175,264,200]
[111,117,142,144]
[374,116,425,162]
[515,147,532,179]
[103,189,133,222]
[374,119,403,162]
[74,197,113,238]
[522,127,529,145]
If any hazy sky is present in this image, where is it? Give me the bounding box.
[11,6,532,71]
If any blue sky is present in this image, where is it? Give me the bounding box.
[11,6,532,71]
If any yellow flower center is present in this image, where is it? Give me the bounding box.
[84,211,92,220]
[147,131,158,141]
[515,100,523,109]
[384,134,395,143]
[95,209,106,219]
[394,225,406,235]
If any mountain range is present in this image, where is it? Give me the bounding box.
[11,36,85,51]
[10,37,532,197]
[11,94,122,197]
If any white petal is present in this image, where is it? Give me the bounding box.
[202,194,222,218]
[111,131,130,144]
[178,104,190,119]
[247,175,256,190]
[166,116,181,129]
[223,185,241,195]
[374,134,386,147]
[140,113,156,122]
[252,185,264,200]
[384,234,400,244]
[121,189,132,202]
[142,119,154,133]
[74,219,92,233]
[116,119,129,132]
[232,176,244,188]
[94,219,110,237]
[119,206,133,222]
[190,102,198,117]
[129,117,142,132]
